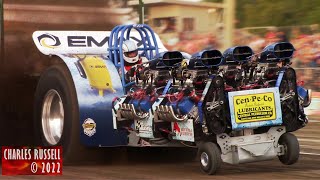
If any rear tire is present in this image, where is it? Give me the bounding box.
[198,142,222,175]
[278,133,300,165]
[34,64,83,163]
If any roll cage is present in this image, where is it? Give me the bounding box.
[108,24,160,90]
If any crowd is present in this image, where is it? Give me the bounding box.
[163,27,320,67]
[243,28,320,91]
[239,28,320,68]
[163,32,219,54]
[161,27,320,91]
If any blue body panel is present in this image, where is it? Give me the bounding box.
[60,54,128,147]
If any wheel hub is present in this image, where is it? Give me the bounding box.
[41,89,64,145]
[200,152,209,167]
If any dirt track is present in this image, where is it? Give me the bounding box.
[1,121,319,179]
[2,155,319,180]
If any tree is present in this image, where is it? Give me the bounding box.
[204,0,320,28]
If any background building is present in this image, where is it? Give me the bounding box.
[129,0,223,42]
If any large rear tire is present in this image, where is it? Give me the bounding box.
[34,64,84,163]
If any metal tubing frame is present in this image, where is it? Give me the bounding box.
[108,24,159,91]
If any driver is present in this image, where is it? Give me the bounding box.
[121,40,148,80]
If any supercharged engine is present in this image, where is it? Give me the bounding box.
[113,42,311,145]
[196,42,309,136]
[199,46,254,135]
[113,49,226,141]
[154,50,224,139]
[218,42,309,132]
[113,51,186,139]
[255,42,309,131]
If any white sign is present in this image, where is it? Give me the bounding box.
[172,119,194,142]
[32,31,167,56]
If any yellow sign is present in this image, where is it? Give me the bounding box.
[233,92,276,123]
[78,56,115,96]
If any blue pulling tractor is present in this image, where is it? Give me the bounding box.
[33,24,311,175]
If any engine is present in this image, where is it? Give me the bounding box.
[155,50,222,117]
[256,42,307,131]
[113,51,184,137]
[218,42,308,132]
[219,46,254,90]
[113,42,310,144]
[199,42,308,135]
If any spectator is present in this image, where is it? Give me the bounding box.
[277,31,288,42]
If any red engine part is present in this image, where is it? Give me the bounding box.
[130,88,157,102]
[224,84,235,92]
[166,91,184,103]
[240,83,262,90]
[131,89,146,100]
[297,80,304,86]
[166,89,201,104]
[189,90,201,103]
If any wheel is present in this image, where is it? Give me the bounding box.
[278,133,300,165]
[34,63,83,163]
[198,142,222,175]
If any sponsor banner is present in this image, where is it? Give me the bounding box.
[234,92,276,123]
[135,118,154,139]
[228,88,282,130]
[2,146,62,175]
[32,31,167,56]
[172,119,194,142]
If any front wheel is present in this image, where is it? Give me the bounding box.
[198,142,222,175]
[278,133,300,165]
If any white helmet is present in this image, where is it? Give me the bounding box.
[122,40,139,64]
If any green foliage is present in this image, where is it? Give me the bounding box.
[204,0,320,27]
